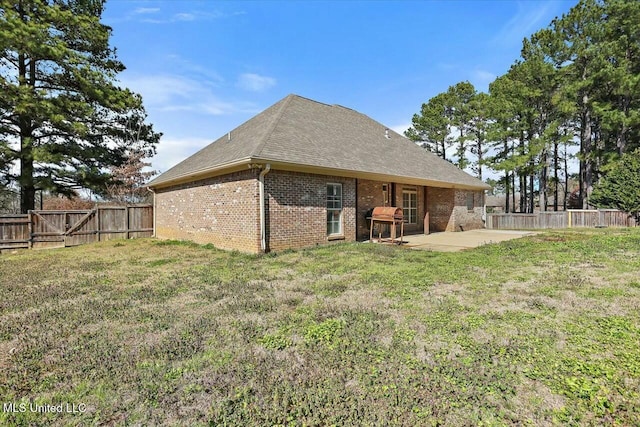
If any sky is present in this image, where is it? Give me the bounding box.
[102,0,578,176]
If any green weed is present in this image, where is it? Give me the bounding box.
[0,229,639,425]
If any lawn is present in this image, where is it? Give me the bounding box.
[1,229,639,426]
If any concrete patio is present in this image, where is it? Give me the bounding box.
[391,229,537,252]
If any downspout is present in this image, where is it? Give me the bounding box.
[258,164,271,252]
[482,190,487,228]
[147,187,156,237]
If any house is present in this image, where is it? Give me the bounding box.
[147,94,490,253]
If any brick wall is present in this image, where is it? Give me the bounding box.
[426,187,485,232]
[356,179,387,240]
[154,169,261,253]
[426,187,454,232]
[452,189,485,231]
[153,168,484,253]
[357,180,427,239]
[393,184,426,235]
[265,171,356,251]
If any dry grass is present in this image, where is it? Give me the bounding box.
[1,228,640,425]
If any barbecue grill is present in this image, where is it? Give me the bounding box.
[369,206,404,244]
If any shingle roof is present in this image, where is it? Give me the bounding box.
[149,94,490,190]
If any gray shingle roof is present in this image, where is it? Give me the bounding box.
[149,94,489,190]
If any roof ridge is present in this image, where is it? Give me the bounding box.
[252,94,296,158]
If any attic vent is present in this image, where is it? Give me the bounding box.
[385,128,390,139]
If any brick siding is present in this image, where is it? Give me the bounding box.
[265,170,356,252]
[356,179,388,240]
[452,189,485,231]
[154,168,484,253]
[357,180,427,239]
[154,169,261,253]
[426,187,484,232]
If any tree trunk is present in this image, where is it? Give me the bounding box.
[563,143,569,211]
[540,148,548,212]
[18,49,36,213]
[520,173,526,213]
[19,155,35,213]
[504,139,510,213]
[505,172,510,214]
[529,172,535,213]
[511,173,516,213]
[553,141,559,211]
[476,138,483,181]
[580,103,593,209]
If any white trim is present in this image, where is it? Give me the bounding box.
[326,182,343,236]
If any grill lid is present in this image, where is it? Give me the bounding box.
[371,206,403,221]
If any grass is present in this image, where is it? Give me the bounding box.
[1,228,639,426]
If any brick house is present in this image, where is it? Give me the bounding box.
[147,94,490,253]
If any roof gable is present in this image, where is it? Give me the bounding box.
[149,94,489,190]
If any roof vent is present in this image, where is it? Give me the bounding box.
[385,128,390,139]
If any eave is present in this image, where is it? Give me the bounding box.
[148,158,490,191]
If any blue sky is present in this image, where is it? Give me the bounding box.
[102,0,577,175]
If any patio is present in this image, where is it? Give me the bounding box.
[395,229,537,252]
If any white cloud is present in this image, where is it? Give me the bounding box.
[165,54,225,84]
[390,122,411,136]
[471,69,497,91]
[120,74,253,116]
[493,2,554,47]
[174,13,196,21]
[237,73,277,92]
[149,137,212,173]
[137,9,246,25]
[133,7,160,15]
[474,69,496,83]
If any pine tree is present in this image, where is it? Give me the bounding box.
[590,149,640,222]
[405,92,454,160]
[0,0,161,213]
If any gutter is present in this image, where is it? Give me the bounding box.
[147,187,156,237]
[258,163,271,252]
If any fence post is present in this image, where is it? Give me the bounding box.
[27,211,33,249]
[568,210,572,228]
[93,208,98,243]
[125,206,130,240]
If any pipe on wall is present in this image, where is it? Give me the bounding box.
[258,164,271,252]
[147,187,156,237]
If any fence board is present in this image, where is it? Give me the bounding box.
[1,205,153,251]
[0,215,30,249]
[487,209,635,230]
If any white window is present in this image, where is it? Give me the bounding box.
[327,183,343,235]
[402,189,417,224]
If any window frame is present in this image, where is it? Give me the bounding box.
[466,192,475,211]
[326,183,343,236]
[402,188,418,225]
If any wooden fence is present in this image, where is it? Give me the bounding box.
[486,209,636,230]
[0,205,153,251]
